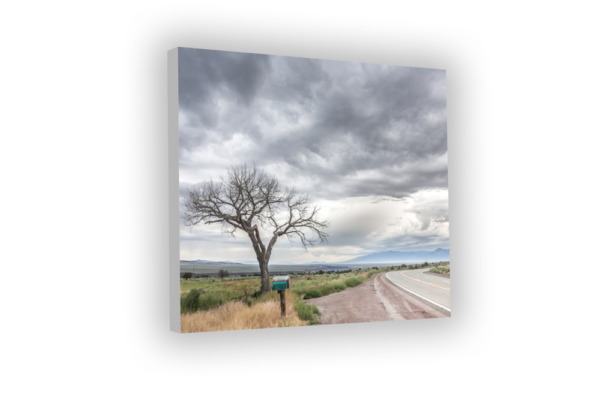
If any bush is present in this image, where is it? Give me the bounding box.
[319,281,347,296]
[182,272,192,280]
[345,277,366,287]
[295,300,321,321]
[303,289,323,299]
[180,289,221,313]
[368,270,379,278]
[429,266,450,275]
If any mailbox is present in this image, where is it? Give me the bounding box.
[272,275,290,317]
[272,275,290,290]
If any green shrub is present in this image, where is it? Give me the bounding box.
[319,281,347,296]
[318,286,334,297]
[303,289,323,299]
[429,267,450,275]
[180,289,221,313]
[295,300,321,321]
[368,270,379,278]
[345,277,366,287]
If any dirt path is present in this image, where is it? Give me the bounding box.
[305,273,446,325]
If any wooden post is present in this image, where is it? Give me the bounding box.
[278,290,286,317]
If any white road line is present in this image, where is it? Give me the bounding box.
[385,273,451,316]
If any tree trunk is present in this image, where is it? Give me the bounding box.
[258,235,278,294]
[247,229,271,295]
[259,260,270,294]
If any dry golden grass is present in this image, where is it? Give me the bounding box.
[181,292,306,333]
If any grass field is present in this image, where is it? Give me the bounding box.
[180,269,371,302]
[179,262,448,332]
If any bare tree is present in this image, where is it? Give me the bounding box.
[183,165,329,294]
[218,269,230,280]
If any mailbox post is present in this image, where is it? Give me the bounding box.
[272,275,290,317]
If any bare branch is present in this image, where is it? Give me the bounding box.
[182,164,330,293]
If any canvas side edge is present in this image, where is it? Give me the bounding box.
[168,48,181,333]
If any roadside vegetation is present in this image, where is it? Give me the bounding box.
[428,264,450,276]
[181,291,305,332]
[179,261,449,332]
[294,299,321,325]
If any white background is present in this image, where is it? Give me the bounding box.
[1,1,599,399]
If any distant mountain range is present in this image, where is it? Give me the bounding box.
[180,259,246,266]
[181,248,449,266]
[342,248,449,264]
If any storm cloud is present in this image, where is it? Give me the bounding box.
[177,47,448,262]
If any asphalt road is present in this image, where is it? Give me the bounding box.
[386,268,451,311]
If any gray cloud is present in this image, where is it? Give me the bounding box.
[178,49,446,201]
[177,48,448,260]
[379,232,450,250]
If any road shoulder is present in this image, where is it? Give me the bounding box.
[305,273,446,325]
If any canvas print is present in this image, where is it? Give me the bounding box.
[170,47,449,333]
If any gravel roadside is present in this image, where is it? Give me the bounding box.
[305,272,446,325]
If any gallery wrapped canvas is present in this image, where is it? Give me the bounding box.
[169,47,449,333]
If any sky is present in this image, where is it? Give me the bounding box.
[178,47,448,264]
